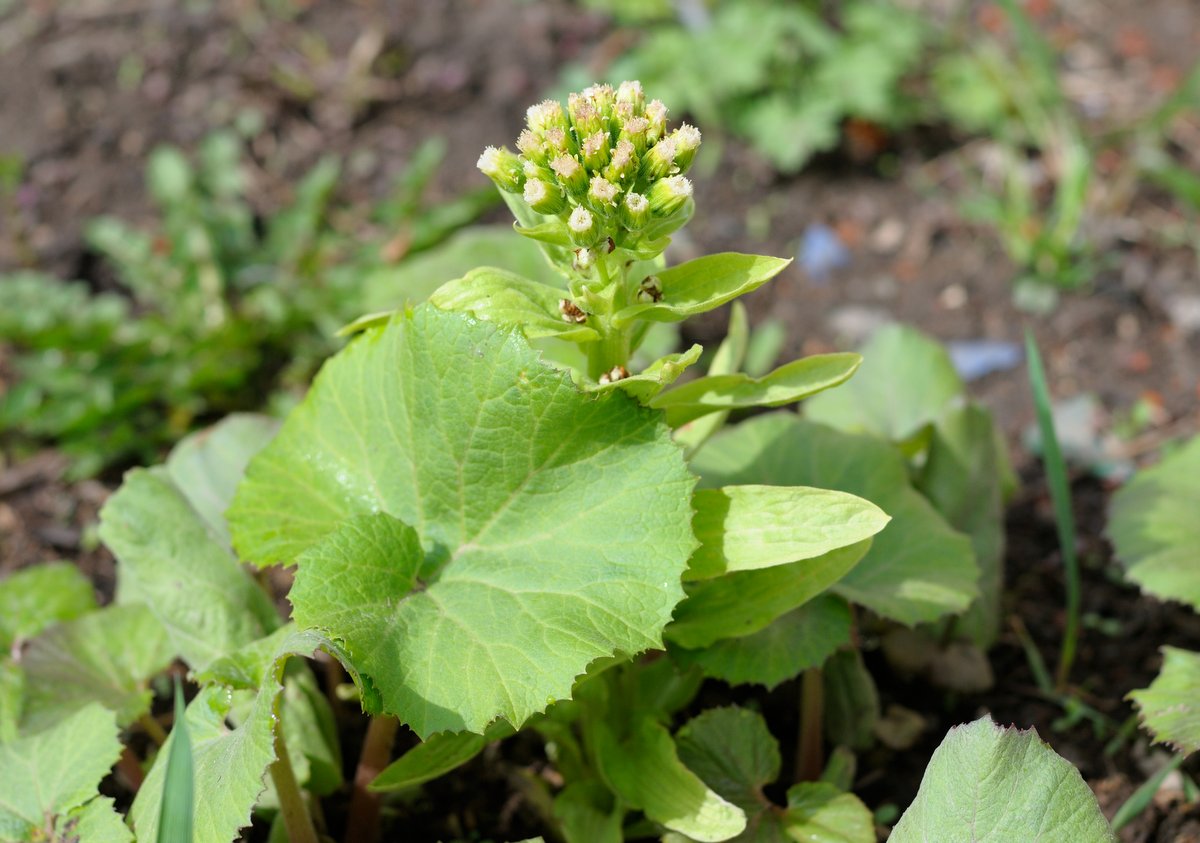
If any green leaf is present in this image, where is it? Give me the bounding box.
[157,679,195,843]
[360,226,564,313]
[0,562,96,651]
[652,354,862,427]
[890,717,1116,842]
[590,344,703,403]
[19,603,175,733]
[431,267,600,342]
[1128,646,1200,755]
[805,324,964,443]
[554,781,623,843]
[692,414,978,625]
[0,704,125,841]
[229,306,697,736]
[371,719,515,792]
[132,626,325,843]
[675,707,874,843]
[100,416,282,670]
[613,253,791,325]
[1108,436,1200,612]
[595,717,746,841]
[822,650,879,751]
[688,485,888,579]
[672,595,851,690]
[71,796,135,843]
[0,662,22,743]
[675,302,749,456]
[666,541,870,649]
[917,405,1007,647]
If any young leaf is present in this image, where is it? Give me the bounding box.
[651,354,862,427]
[595,717,746,841]
[229,306,697,737]
[0,704,129,842]
[19,603,175,733]
[589,344,703,403]
[688,485,889,579]
[890,717,1116,842]
[675,706,874,843]
[671,595,852,690]
[692,414,978,625]
[99,416,281,671]
[804,323,964,443]
[371,720,515,792]
[431,267,600,342]
[0,562,96,651]
[156,679,195,843]
[131,627,326,843]
[1108,436,1200,612]
[666,541,870,649]
[612,253,791,325]
[674,302,750,456]
[1128,646,1200,755]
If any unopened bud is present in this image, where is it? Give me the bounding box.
[543,127,572,156]
[616,80,645,114]
[587,176,620,211]
[559,298,588,324]
[568,93,605,138]
[648,175,692,217]
[568,206,598,246]
[527,99,569,134]
[523,178,566,215]
[477,146,523,193]
[670,124,702,173]
[636,276,663,303]
[620,191,650,231]
[516,130,547,165]
[573,247,595,272]
[604,138,637,185]
[645,100,668,143]
[581,131,610,171]
[551,154,588,197]
[619,116,650,156]
[640,137,678,182]
[583,83,616,120]
[598,365,630,385]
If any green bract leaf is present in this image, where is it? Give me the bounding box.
[666,541,870,649]
[595,717,746,841]
[371,720,516,792]
[692,414,978,625]
[0,704,126,842]
[19,603,174,733]
[613,253,790,325]
[0,562,96,651]
[675,303,750,457]
[229,306,697,736]
[1128,646,1200,755]
[1108,436,1200,612]
[890,717,1116,842]
[672,595,851,690]
[132,626,325,843]
[805,324,964,443]
[100,417,281,670]
[515,218,573,247]
[675,707,873,843]
[652,354,861,427]
[688,485,888,579]
[590,344,703,403]
[917,405,1007,647]
[431,267,600,342]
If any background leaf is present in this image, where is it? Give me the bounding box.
[1128,647,1200,755]
[0,562,96,651]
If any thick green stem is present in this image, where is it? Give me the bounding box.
[344,714,399,843]
[269,727,319,843]
[794,668,824,782]
[583,252,632,381]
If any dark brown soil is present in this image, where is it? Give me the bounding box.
[2,1,1200,841]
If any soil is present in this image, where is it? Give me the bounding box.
[2,1,1199,841]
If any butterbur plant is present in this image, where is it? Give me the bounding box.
[0,83,1115,843]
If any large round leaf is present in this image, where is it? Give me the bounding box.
[229,306,696,736]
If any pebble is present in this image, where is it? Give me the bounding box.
[1165,293,1200,335]
[870,217,906,254]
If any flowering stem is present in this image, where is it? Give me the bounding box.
[270,725,320,843]
[344,714,399,843]
[584,253,631,381]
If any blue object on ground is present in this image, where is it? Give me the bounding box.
[947,340,1023,382]
[798,223,850,284]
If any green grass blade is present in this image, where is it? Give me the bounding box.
[1024,330,1080,689]
[157,677,195,843]
[1111,754,1184,831]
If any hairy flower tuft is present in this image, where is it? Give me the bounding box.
[477,146,522,193]
[648,175,692,218]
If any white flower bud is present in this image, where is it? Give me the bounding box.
[477,145,523,193]
[648,175,692,217]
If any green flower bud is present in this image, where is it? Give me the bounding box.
[616,80,645,115]
[527,99,569,135]
[670,124,702,173]
[580,131,610,171]
[568,205,598,246]
[583,83,616,120]
[551,154,589,197]
[477,146,524,193]
[640,137,677,183]
[543,126,572,156]
[645,100,668,143]
[517,129,548,166]
[523,159,555,184]
[573,246,596,272]
[568,93,605,139]
[620,191,650,231]
[604,138,637,185]
[648,175,692,217]
[524,178,567,215]
[618,116,650,156]
[587,175,620,214]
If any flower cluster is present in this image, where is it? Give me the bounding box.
[477,81,700,261]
